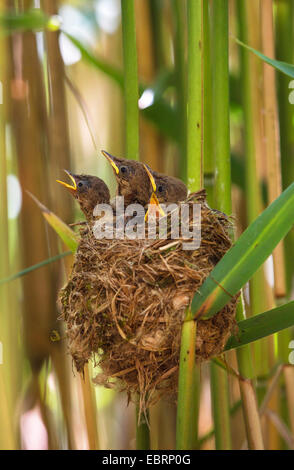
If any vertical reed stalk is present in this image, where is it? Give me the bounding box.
[176,318,198,449]
[121,0,139,160]
[235,299,264,449]
[135,0,162,172]
[171,0,187,181]
[212,0,230,214]
[261,0,286,300]
[0,2,16,448]
[80,367,100,450]
[284,365,294,436]
[203,0,213,205]
[186,0,203,191]
[238,0,269,379]
[261,0,287,448]
[42,0,72,223]
[275,3,294,440]
[210,0,232,450]
[275,0,294,295]
[176,0,203,450]
[121,0,149,447]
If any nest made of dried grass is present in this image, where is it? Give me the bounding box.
[58,190,238,408]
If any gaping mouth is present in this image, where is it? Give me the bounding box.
[56,170,77,192]
[143,164,165,219]
[101,150,119,175]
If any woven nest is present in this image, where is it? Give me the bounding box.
[58,190,238,408]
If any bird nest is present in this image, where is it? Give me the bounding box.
[58,190,238,408]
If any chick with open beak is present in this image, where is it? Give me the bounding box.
[144,165,188,205]
[101,150,151,207]
[57,170,110,223]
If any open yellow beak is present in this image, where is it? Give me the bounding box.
[101,150,119,175]
[56,170,77,192]
[143,164,165,220]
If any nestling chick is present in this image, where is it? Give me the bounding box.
[144,165,188,204]
[101,150,151,207]
[56,171,110,223]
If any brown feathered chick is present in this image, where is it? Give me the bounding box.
[57,170,110,223]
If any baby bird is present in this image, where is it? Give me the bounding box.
[101,150,152,207]
[144,165,188,204]
[56,170,110,223]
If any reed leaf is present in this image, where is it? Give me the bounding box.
[27,192,78,253]
[236,38,294,78]
[225,301,294,351]
[191,182,294,320]
[0,251,72,285]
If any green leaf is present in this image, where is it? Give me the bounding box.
[236,38,294,78]
[191,183,294,320]
[27,192,79,253]
[225,301,294,351]
[0,251,72,285]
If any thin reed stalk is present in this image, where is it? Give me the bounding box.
[121,0,139,160]
[176,319,198,449]
[235,299,264,449]
[171,0,187,181]
[186,0,203,191]
[135,0,161,172]
[238,0,270,379]
[261,0,286,300]
[275,3,294,441]
[176,0,203,450]
[210,0,232,450]
[80,367,100,450]
[203,0,213,205]
[121,0,149,448]
[0,4,17,448]
[275,0,294,295]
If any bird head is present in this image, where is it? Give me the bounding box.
[56,171,110,221]
[144,165,187,204]
[101,150,150,206]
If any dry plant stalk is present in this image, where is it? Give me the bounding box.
[58,191,238,409]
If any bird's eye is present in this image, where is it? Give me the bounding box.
[78,181,84,188]
[120,166,127,174]
[158,185,163,193]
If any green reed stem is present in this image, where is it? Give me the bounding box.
[212,0,231,214]
[238,0,269,379]
[121,0,139,160]
[210,0,232,450]
[121,0,150,447]
[203,0,213,205]
[187,0,203,191]
[276,0,294,301]
[235,298,264,449]
[176,0,203,450]
[176,317,198,449]
[171,0,187,182]
[210,361,231,450]
[233,0,265,449]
